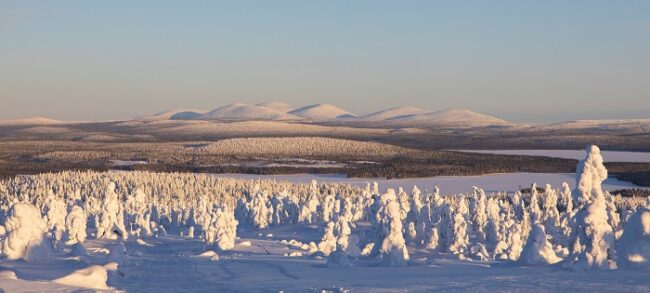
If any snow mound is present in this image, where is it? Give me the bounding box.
[618,208,650,269]
[360,106,430,121]
[326,250,353,268]
[198,103,300,120]
[53,265,109,290]
[0,270,18,280]
[289,104,356,120]
[196,250,220,261]
[107,243,128,265]
[517,224,562,265]
[255,102,295,112]
[70,243,89,257]
[136,238,154,247]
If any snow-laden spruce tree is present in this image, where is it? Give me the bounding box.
[43,191,67,251]
[397,187,410,221]
[472,187,488,242]
[529,183,542,224]
[3,203,53,261]
[204,206,238,251]
[406,185,423,241]
[485,197,501,246]
[506,222,525,261]
[317,222,338,255]
[565,145,615,270]
[65,205,87,245]
[96,182,127,240]
[249,191,271,229]
[126,188,152,237]
[617,208,650,269]
[560,182,573,213]
[377,189,409,266]
[195,196,212,236]
[445,199,469,258]
[518,224,562,265]
[270,191,286,225]
[425,225,440,250]
[334,209,361,257]
[298,180,320,224]
[541,184,561,241]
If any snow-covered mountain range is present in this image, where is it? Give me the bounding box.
[148,102,512,127]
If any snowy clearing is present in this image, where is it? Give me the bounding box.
[456,149,650,163]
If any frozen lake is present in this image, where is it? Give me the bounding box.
[212,172,642,194]
[455,149,650,163]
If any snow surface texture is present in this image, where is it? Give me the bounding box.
[1,145,650,291]
[53,264,110,289]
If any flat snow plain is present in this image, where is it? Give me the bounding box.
[456,149,650,162]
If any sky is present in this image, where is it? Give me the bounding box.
[1,1,649,123]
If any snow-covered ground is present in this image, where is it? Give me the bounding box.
[456,149,650,163]
[3,224,650,292]
[213,172,642,194]
[2,146,650,292]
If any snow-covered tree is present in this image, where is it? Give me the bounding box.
[376,189,409,266]
[65,205,87,245]
[3,203,53,261]
[96,182,127,240]
[565,145,615,270]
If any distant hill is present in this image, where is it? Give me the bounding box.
[388,108,511,126]
[288,104,356,120]
[198,103,300,120]
[255,102,295,113]
[145,109,207,120]
[360,106,430,121]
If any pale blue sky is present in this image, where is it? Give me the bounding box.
[1,1,649,122]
